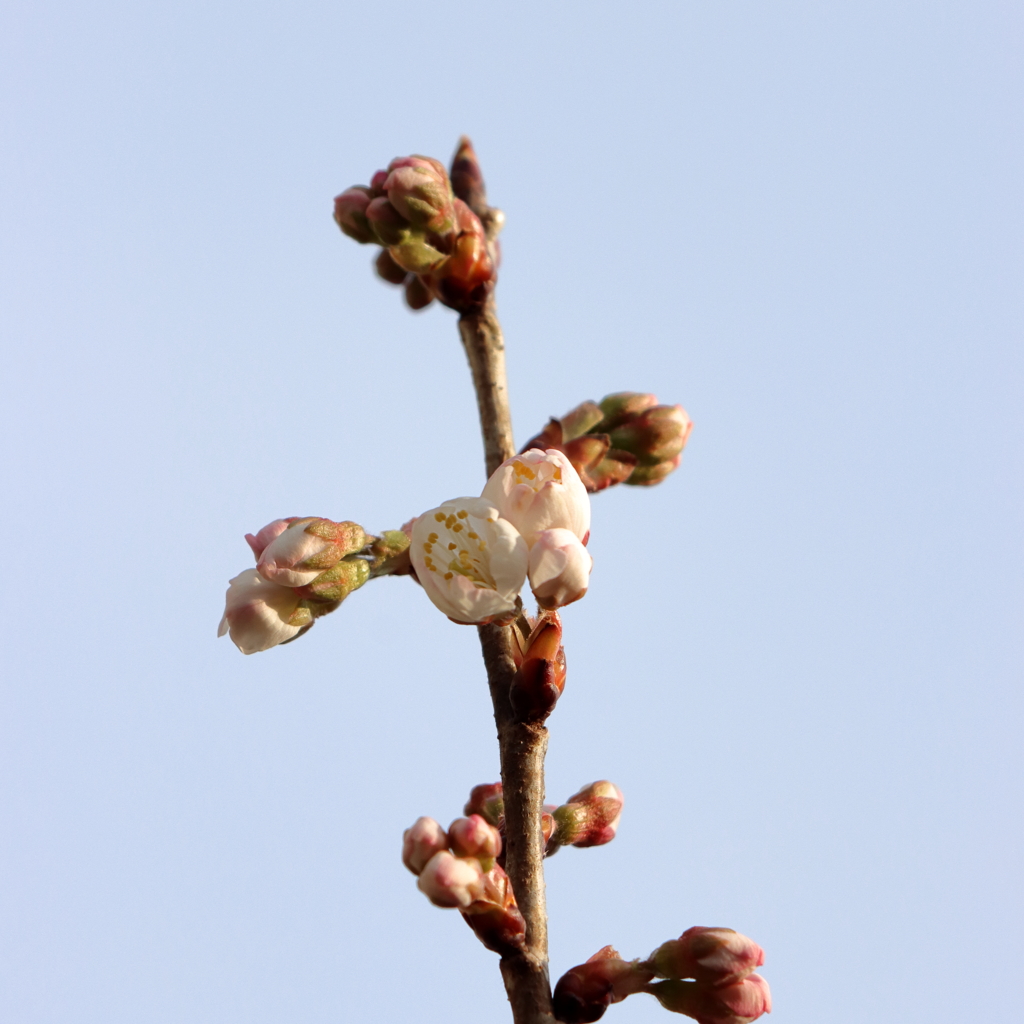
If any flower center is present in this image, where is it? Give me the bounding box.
[421,508,495,590]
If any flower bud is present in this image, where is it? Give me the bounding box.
[460,865,526,955]
[449,135,488,216]
[608,404,692,467]
[448,815,502,868]
[375,247,409,285]
[644,975,772,1023]
[416,851,487,909]
[369,169,388,195]
[559,401,605,441]
[244,518,296,560]
[461,899,527,956]
[596,392,659,432]
[385,160,455,233]
[218,569,313,654]
[481,449,590,548]
[649,928,764,987]
[365,196,410,247]
[293,557,370,603]
[333,186,376,244]
[510,613,566,722]
[402,817,449,876]
[626,454,682,487]
[421,199,496,311]
[256,518,366,587]
[464,783,504,826]
[409,498,528,625]
[553,781,624,847]
[389,233,448,274]
[552,947,655,1024]
[404,274,433,310]
[528,528,593,610]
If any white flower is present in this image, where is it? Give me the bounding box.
[410,498,528,625]
[217,569,311,654]
[417,851,487,908]
[528,528,593,609]
[402,817,450,876]
[481,449,590,547]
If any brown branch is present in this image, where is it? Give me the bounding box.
[458,223,556,1019]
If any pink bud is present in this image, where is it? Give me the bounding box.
[464,783,504,826]
[244,518,295,560]
[448,815,502,865]
[609,404,692,467]
[402,817,449,876]
[646,975,771,1023]
[528,528,593,610]
[416,851,486,909]
[384,160,455,233]
[554,782,624,847]
[650,928,765,986]
[256,518,366,587]
[365,196,410,247]
[333,186,375,244]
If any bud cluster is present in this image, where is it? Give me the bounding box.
[334,139,497,313]
[402,814,525,956]
[465,779,623,864]
[409,449,593,627]
[521,392,692,492]
[553,928,770,1024]
[218,518,410,654]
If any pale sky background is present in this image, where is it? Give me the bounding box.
[1,2,1021,1022]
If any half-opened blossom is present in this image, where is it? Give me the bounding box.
[244,518,294,560]
[481,449,590,547]
[417,851,487,908]
[448,815,502,866]
[409,498,527,625]
[217,569,311,654]
[528,528,593,609]
[402,817,449,876]
[257,518,366,587]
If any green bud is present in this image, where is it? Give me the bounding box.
[597,392,659,432]
[626,458,680,486]
[390,235,447,274]
[559,400,604,441]
[299,557,370,602]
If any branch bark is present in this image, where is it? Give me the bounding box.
[460,298,556,1024]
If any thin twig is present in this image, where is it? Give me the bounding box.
[459,296,556,1023]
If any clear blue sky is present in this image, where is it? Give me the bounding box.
[1,2,1020,1021]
